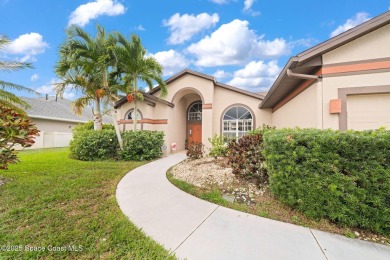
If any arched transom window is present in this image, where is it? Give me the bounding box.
[126,109,142,120]
[222,106,253,138]
[188,101,202,121]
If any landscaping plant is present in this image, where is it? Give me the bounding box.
[187,142,204,159]
[208,134,228,158]
[227,134,268,184]
[69,129,118,161]
[263,128,390,234]
[0,106,39,169]
[120,130,164,161]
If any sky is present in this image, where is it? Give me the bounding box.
[1,0,389,99]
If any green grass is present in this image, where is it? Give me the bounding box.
[0,148,176,259]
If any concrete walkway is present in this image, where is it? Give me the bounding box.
[116,153,390,260]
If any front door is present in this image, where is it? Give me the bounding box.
[188,123,202,143]
[187,101,202,144]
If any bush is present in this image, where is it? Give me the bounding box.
[0,106,39,169]
[120,131,164,161]
[70,129,118,161]
[227,134,267,183]
[72,121,114,137]
[187,142,204,159]
[208,135,228,158]
[263,128,390,234]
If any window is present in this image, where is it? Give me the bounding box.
[188,101,202,121]
[222,106,253,138]
[126,110,142,120]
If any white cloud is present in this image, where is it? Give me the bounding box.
[36,79,75,99]
[163,13,219,45]
[227,60,281,92]
[30,74,39,81]
[243,0,254,11]
[36,85,54,95]
[136,25,145,31]
[187,19,291,67]
[68,0,125,27]
[210,0,231,4]
[213,69,231,80]
[4,33,48,62]
[151,50,190,76]
[330,12,370,38]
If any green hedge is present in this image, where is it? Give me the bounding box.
[120,131,164,161]
[263,128,390,234]
[70,129,118,161]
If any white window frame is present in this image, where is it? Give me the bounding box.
[222,106,253,138]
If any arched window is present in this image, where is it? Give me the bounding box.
[126,109,142,120]
[222,106,253,138]
[188,101,202,121]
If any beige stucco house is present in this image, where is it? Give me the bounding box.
[115,10,390,153]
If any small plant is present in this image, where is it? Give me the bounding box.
[227,134,268,184]
[186,142,204,159]
[208,134,228,158]
[120,130,164,161]
[0,106,39,169]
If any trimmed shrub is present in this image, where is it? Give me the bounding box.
[70,129,118,161]
[120,131,164,161]
[263,128,390,234]
[208,134,228,158]
[187,142,204,159]
[227,134,268,184]
[72,121,114,136]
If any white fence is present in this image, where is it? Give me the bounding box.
[28,131,73,149]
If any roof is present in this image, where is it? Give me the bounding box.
[114,92,174,109]
[148,69,264,100]
[22,96,112,124]
[260,10,390,109]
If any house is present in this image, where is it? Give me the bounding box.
[115,10,390,153]
[260,9,390,131]
[22,95,111,149]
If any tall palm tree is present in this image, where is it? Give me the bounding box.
[55,25,124,149]
[114,33,167,131]
[0,35,35,113]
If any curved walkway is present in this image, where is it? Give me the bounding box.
[116,153,390,260]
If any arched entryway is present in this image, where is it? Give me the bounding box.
[187,101,202,143]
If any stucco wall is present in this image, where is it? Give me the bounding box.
[321,72,390,129]
[272,83,318,128]
[32,118,81,133]
[213,86,271,135]
[323,23,390,65]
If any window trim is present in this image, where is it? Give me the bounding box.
[123,108,143,131]
[220,104,255,138]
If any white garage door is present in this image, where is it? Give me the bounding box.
[347,93,390,130]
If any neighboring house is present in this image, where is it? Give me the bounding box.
[22,95,111,149]
[114,10,390,154]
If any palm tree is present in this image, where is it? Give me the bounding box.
[0,35,35,113]
[55,25,124,149]
[114,33,167,131]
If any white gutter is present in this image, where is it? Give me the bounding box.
[29,115,88,124]
[286,69,320,80]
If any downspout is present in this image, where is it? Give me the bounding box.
[286,69,323,129]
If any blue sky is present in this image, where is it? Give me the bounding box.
[1,0,389,99]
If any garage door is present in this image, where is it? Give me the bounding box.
[347,93,390,130]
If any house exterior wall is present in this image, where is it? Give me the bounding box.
[323,24,390,65]
[321,23,390,130]
[271,82,318,128]
[212,85,272,136]
[32,118,80,133]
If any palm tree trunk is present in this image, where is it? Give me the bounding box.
[94,99,103,130]
[133,78,138,131]
[111,103,123,150]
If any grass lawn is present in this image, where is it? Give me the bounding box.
[0,148,176,259]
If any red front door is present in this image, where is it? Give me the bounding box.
[188,123,202,143]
